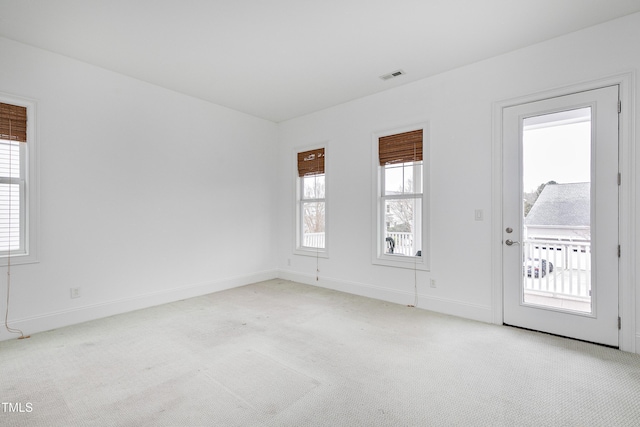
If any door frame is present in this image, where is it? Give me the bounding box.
[491,73,636,353]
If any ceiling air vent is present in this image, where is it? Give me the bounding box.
[380,69,406,81]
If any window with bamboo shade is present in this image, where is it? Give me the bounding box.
[374,125,428,270]
[0,98,37,264]
[296,146,326,253]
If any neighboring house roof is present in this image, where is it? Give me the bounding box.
[525,183,590,227]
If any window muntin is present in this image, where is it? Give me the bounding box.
[302,174,325,199]
[383,161,422,195]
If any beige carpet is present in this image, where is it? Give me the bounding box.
[1,279,640,426]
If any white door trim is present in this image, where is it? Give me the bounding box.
[491,72,636,353]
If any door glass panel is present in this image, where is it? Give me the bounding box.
[521,107,592,313]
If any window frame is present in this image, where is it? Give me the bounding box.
[0,94,39,266]
[372,123,430,270]
[0,141,26,255]
[293,143,329,258]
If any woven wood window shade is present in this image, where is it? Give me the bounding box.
[379,129,422,166]
[297,148,325,177]
[0,103,27,143]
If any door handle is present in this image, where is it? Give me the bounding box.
[505,239,520,246]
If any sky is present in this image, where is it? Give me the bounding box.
[522,120,591,193]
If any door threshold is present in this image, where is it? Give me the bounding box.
[503,323,619,349]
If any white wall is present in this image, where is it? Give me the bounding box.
[0,37,279,342]
[276,13,640,351]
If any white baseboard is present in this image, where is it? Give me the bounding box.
[635,334,640,355]
[277,269,493,323]
[0,269,278,342]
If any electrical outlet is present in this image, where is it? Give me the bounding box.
[70,288,81,299]
[430,279,437,288]
[287,258,291,266]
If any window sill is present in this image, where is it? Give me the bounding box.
[373,254,429,271]
[294,248,329,259]
[0,253,39,267]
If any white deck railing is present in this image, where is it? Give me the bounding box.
[523,238,591,301]
[304,234,589,300]
[303,232,325,249]
[385,232,415,256]
[302,232,416,254]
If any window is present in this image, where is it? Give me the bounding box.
[0,98,37,265]
[374,126,429,269]
[296,147,326,254]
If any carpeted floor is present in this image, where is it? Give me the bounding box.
[1,279,640,426]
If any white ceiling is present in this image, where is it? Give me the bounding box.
[1,1,640,123]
